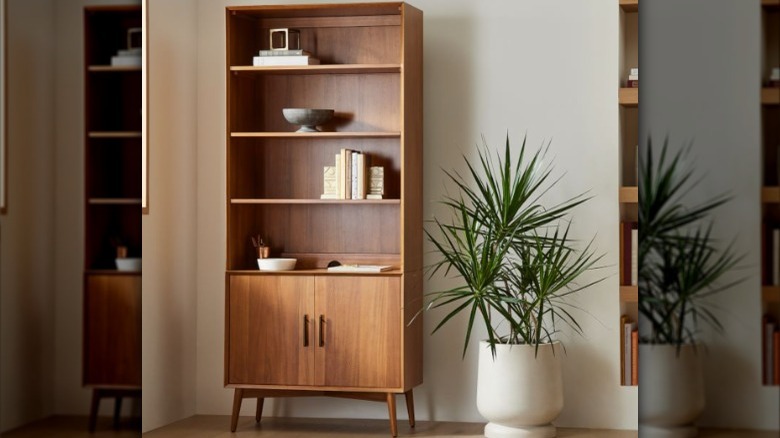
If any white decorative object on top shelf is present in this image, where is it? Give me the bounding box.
[257,258,297,271]
[270,28,300,51]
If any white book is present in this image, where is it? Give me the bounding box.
[630,67,639,76]
[335,153,342,199]
[327,264,393,273]
[110,55,141,67]
[252,56,320,66]
[624,321,635,385]
[628,74,639,80]
[774,228,780,286]
[351,151,359,200]
[357,153,366,199]
[631,228,638,286]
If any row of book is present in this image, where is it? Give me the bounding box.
[621,315,638,386]
[764,316,780,385]
[252,49,320,66]
[321,149,382,200]
[619,222,638,286]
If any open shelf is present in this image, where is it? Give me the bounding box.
[619,0,638,12]
[85,269,142,276]
[230,64,401,75]
[227,268,402,276]
[619,186,638,203]
[88,198,142,205]
[620,286,638,303]
[619,88,638,106]
[230,131,400,139]
[88,131,142,138]
[231,198,400,205]
[88,65,141,72]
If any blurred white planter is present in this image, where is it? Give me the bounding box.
[639,344,705,438]
[477,341,563,438]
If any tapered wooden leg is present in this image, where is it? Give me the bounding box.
[404,390,415,427]
[255,397,265,423]
[386,393,398,437]
[113,396,123,429]
[231,389,244,432]
[89,390,100,432]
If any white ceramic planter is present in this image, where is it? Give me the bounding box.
[639,344,705,438]
[476,341,563,438]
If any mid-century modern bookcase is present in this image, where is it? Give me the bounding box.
[83,5,142,430]
[223,3,423,436]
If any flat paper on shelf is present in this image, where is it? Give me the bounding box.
[327,264,393,273]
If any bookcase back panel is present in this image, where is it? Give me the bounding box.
[85,205,142,269]
[763,106,780,186]
[228,14,401,66]
[229,138,400,200]
[230,74,400,133]
[87,72,142,131]
[620,106,638,187]
[228,204,401,270]
[87,140,142,199]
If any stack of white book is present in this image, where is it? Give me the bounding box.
[111,47,141,67]
[627,67,638,88]
[252,49,319,66]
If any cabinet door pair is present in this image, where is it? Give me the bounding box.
[227,275,401,390]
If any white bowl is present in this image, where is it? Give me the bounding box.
[257,258,297,271]
[116,257,141,272]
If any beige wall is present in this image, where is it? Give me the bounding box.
[0,0,56,431]
[141,0,198,432]
[188,0,639,429]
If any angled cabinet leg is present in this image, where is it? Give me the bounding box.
[89,390,100,433]
[386,393,398,437]
[113,396,123,429]
[231,389,244,432]
[404,390,415,427]
[256,397,265,423]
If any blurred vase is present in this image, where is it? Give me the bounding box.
[639,344,705,438]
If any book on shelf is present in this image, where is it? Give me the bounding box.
[327,264,393,273]
[252,55,320,66]
[764,316,777,385]
[257,49,312,56]
[627,79,638,88]
[331,149,370,200]
[620,315,627,385]
[620,222,638,286]
[623,318,636,385]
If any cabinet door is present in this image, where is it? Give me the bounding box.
[84,274,141,386]
[228,275,315,386]
[314,276,401,389]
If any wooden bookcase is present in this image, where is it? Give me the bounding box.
[223,3,423,436]
[83,5,142,431]
[761,0,780,387]
[618,0,638,387]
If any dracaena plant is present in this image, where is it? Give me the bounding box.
[425,134,604,358]
[638,138,743,346]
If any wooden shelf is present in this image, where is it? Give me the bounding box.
[619,186,638,203]
[619,0,638,13]
[762,186,780,203]
[764,286,780,303]
[762,88,780,105]
[619,88,639,106]
[230,64,401,75]
[88,131,142,138]
[231,131,400,139]
[231,198,400,205]
[620,286,638,303]
[85,269,141,276]
[88,65,141,72]
[227,269,403,276]
[88,198,142,205]
[763,0,780,7]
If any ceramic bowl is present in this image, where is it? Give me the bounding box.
[282,108,334,132]
[116,257,141,271]
[257,258,297,271]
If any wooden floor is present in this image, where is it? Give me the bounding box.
[2,415,777,438]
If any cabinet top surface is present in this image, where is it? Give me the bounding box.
[227,269,403,276]
[226,2,418,17]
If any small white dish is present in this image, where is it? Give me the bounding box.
[116,257,141,272]
[257,258,297,271]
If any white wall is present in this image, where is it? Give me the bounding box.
[140,0,199,432]
[0,0,55,431]
[641,0,779,430]
[188,0,638,430]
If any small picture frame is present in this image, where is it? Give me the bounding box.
[269,28,300,51]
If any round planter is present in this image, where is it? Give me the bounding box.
[476,341,563,438]
[639,344,705,438]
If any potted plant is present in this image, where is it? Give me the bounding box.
[425,135,604,437]
[638,139,742,437]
